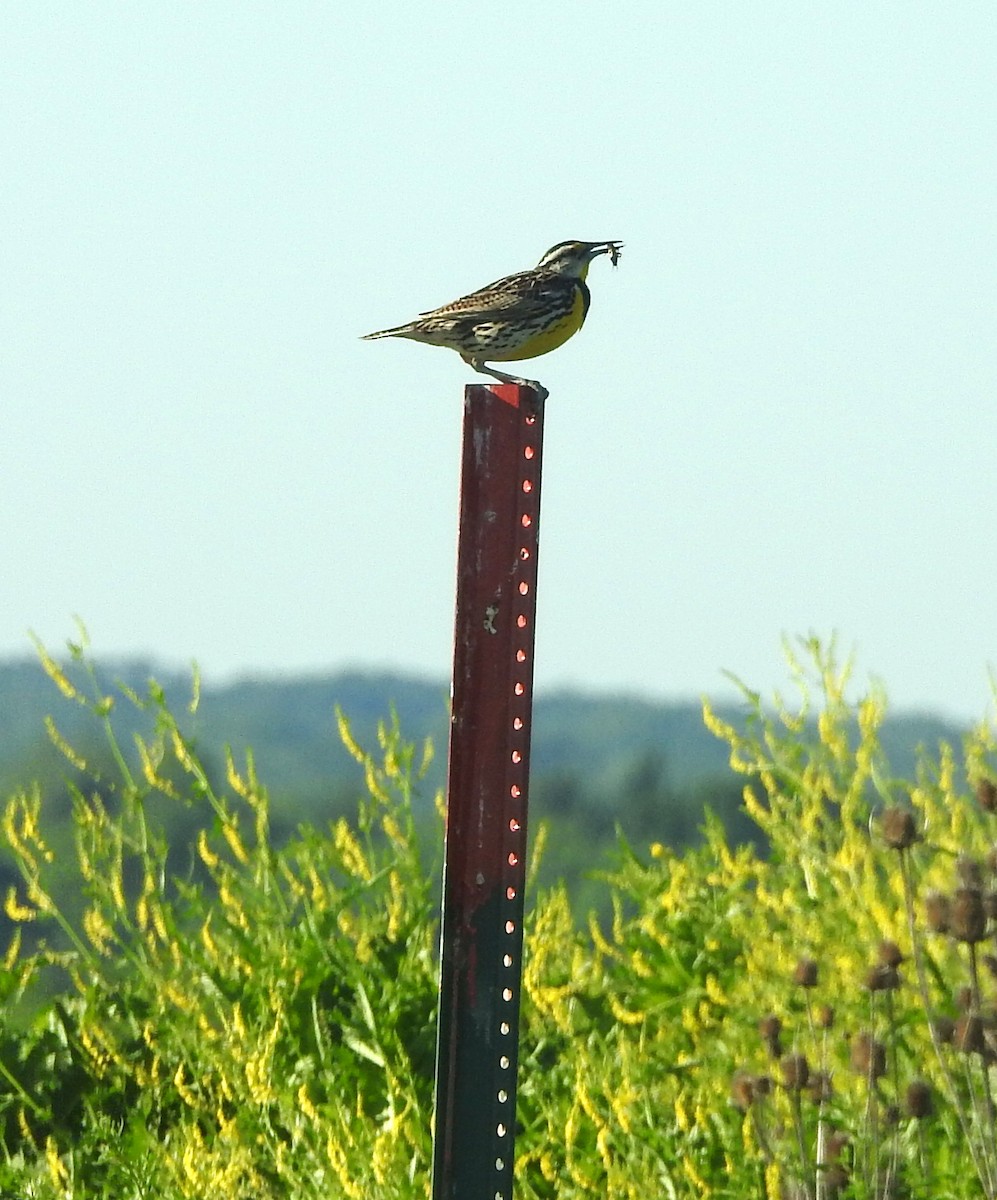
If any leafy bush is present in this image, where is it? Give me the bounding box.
[0,637,995,1199]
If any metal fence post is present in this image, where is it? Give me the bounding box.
[431,383,544,1200]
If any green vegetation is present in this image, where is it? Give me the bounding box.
[0,652,967,918]
[0,637,995,1197]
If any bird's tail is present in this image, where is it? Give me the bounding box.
[360,323,416,341]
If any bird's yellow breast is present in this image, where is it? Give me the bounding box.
[488,284,589,362]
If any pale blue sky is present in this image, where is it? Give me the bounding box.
[3,3,996,721]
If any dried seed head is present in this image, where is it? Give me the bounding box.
[952,887,987,943]
[780,1053,809,1090]
[957,855,984,889]
[793,957,819,988]
[878,940,905,967]
[881,806,918,850]
[806,1070,833,1104]
[825,1130,849,1161]
[932,1015,955,1045]
[925,891,951,934]
[823,1164,850,1196]
[758,1014,783,1057]
[955,1014,986,1056]
[977,778,997,813]
[905,1079,933,1119]
[753,1074,772,1097]
[883,1103,901,1127]
[758,1014,782,1039]
[851,1031,886,1078]
[817,1004,835,1029]
[730,1073,755,1111]
[864,963,900,992]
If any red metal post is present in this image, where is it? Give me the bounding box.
[432,383,544,1200]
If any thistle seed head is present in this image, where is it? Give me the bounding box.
[806,1070,833,1104]
[823,1164,850,1197]
[904,1079,933,1119]
[925,891,951,934]
[850,1031,886,1078]
[793,957,819,988]
[957,855,984,889]
[976,778,997,813]
[881,807,918,850]
[878,940,905,967]
[952,887,987,943]
[864,963,900,992]
[730,1073,755,1111]
[758,1014,783,1057]
[825,1130,849,1161]
[780,1052,809,1090]
[955,1014,986,1056]
[932,1015,955,1045]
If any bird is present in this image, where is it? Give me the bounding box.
[361,239,622,399]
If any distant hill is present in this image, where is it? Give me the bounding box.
[0,655,973,916]
[0,653,968,818]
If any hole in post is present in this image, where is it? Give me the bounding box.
[500,1022,510,1035]
[510,784,521,798]
[498,1089,508,1103]
[522,479,533,493]
[505,920,515,934]
[518,581,529,595]
[504,954,513,967]
[500,1056,510,1069]
[517,614,527,628]
[514,682,524,696]
[513,717,523,729]
[509,817,520,831]
[497,1122,507,1136]
[496,1158,504,1171]
[524,446,534,459]
[519,547,530,560]
[516,649,526,662]
[521,513,532,527]
[511,750,521,764]
[506,885,516,899]
[508,852,518,866]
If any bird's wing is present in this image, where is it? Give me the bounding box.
[419,272,559,321]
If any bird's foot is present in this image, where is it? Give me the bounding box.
[500,373,547,402]
[471,361,548,402]
[519,379,548,403]
[495,378,547,404]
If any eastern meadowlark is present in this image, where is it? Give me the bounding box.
[362,239,622,398]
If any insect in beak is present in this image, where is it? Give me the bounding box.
[592,241,623,267]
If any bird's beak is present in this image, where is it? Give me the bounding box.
[587,240,623,263]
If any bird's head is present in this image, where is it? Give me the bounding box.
[535,239,623,279]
